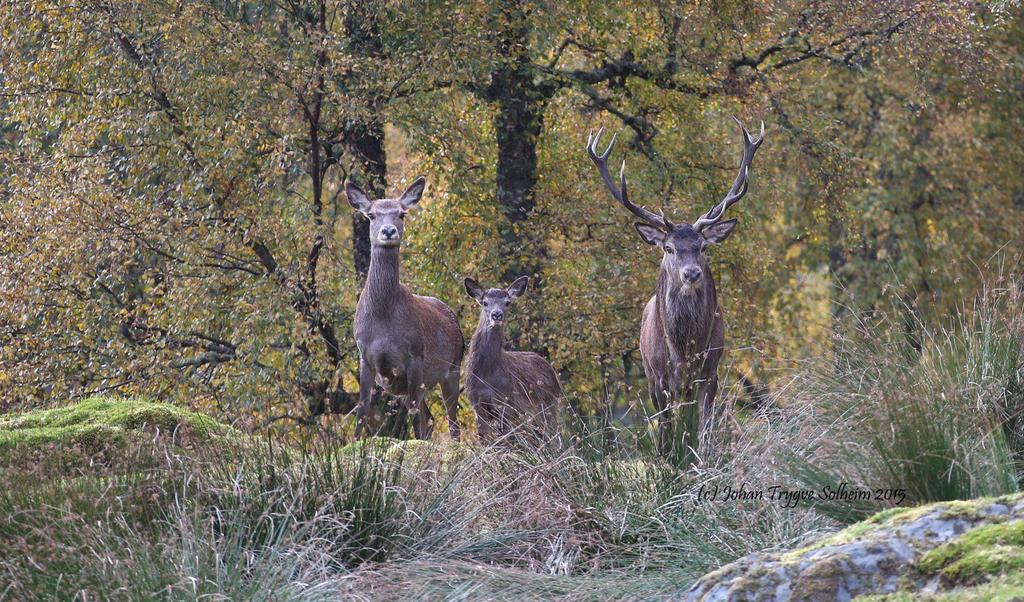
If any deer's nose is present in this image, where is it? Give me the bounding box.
[380,225,398,239]
[682,266,702,283]
[490,310,504,322]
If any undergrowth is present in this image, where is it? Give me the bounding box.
[2,280,1023,599]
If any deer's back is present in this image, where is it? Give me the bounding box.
[505,351,561,412]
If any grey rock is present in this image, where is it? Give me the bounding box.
[685,494,1024,601]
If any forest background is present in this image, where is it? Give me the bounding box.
[2,0,1022,438]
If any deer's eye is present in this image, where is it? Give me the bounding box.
[664,246,675,254]
[367,213,376,221]
[400,211,408,218]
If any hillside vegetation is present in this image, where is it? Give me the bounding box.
[2,283,1022,599]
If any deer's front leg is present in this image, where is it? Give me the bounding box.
[405,362,433,440]
[649,378,671,455]
[355,354,375,438]
[441,370,462,441]
[698,325,725,456]
[496,396,514,438]
[697,374,719,454]
[473,396,496,443]
[667,357,685,405]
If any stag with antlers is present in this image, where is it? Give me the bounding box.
[586,118,764,458]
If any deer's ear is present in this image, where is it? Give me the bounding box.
[345,182,373,214]
[464,277,485,303]
[700,219,737,244]
[634,223,667,246]
[507,276,529,300]
[398,176,426,209]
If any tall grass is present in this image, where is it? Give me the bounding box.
[0,424,828,600]
[781,279,1024,522]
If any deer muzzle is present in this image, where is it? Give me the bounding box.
[682,266,702,283]
[377,225,400,246]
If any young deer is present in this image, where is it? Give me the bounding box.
[586,118,764,457]
[347,177,464,440]
[463,276,561,440]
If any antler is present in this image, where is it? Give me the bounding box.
[586,128,673,231]
[692,117,765,232]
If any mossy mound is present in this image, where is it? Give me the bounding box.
[0,396,242,474]
[338,436,474,469]
[686,493,1024,601]
[393,438,473,461]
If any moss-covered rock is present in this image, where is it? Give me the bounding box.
[392,438,473,461]
[858,572,1024,601]
[686,493,1024,601]
[918,520,1024,586]
[0,396,242,474]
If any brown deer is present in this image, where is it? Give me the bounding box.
[586,118,764,456]
[346,177,464,440]
[463,276,561,440]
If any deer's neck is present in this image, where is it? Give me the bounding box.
[468,322,505,373]
[364,246,404,314]
[656,268,718,353]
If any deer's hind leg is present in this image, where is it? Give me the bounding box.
[539,398,559,444]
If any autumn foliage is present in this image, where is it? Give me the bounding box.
[1,0,1021,437]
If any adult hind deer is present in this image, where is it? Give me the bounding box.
[347,177,463,440]
[463,276,561,440]
[586,118,765,457]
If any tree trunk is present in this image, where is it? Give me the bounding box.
[484,2,551,353]
[493,93,544,281]
[344,2,386,287]
[348,120,387,287]
[488,1,546,285]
